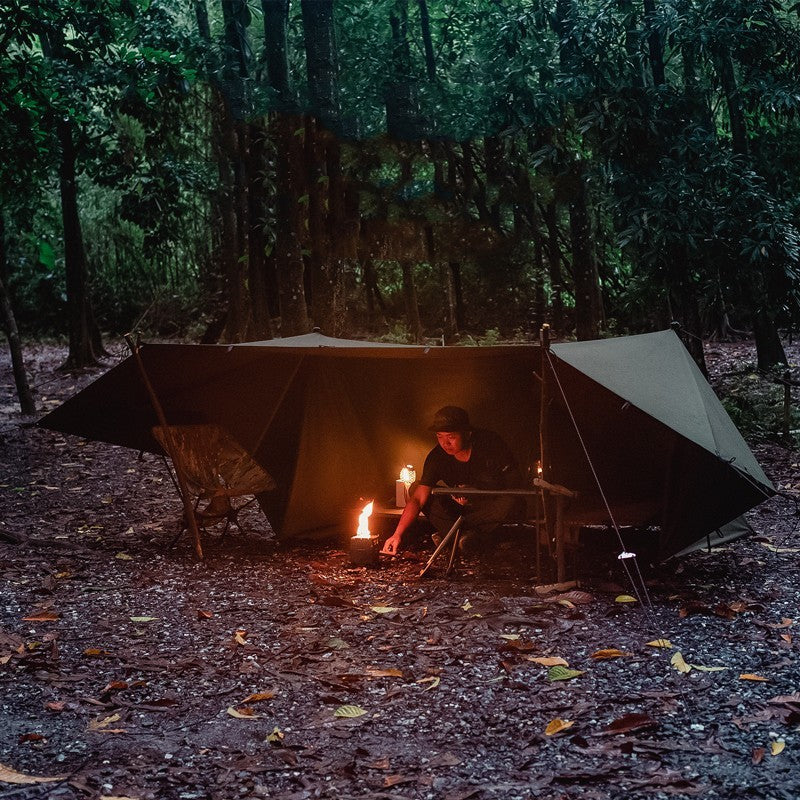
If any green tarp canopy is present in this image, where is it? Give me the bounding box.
[39,329,774,557]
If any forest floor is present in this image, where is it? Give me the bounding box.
[1,337,799,800]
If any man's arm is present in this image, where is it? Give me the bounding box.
[380,484,431,554]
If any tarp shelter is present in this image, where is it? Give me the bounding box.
[39,329,774,558]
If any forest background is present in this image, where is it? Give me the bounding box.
[2,0,800,408]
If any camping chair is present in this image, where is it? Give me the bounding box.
[152,424,276,541]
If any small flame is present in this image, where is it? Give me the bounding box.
[355,500,374,538]
[536,460,543,478]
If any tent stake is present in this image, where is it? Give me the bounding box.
[124,334,204,560]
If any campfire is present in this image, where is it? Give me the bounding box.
[349,500,379,566]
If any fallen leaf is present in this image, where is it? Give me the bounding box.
[691,664,727,672]
[604,713,657,734]
[0,763,67,784]
[384,774,414,787]
[88,713,121,731]
[591,648,631,660]
[429,752,461,767]
[547,666,584,682]
[461,600,472,611]
[227,706,259,719]
[267,726,284,744]
[759,542,800,553]
[21,611,60,622]
[233,629,248,645]
[45,701,66,712]
[417,676,440,690]
[365,667,404,678]
[324,637,350,650]
[83,648,112,657]
[334,704,367,718]
[740,673,768,682]
[545,718,574,735]
[197,609,213,620]
[500,634,521,640]
[670,652,692,674]
[114,552,134,560]
[771,740,786,756]
[129,616,157,623]
[752,747,765,765]
[242,692,275,703]
[525,656,568,667]
[615,595,637,603]
[370,606,400,614]
[646,639,672,649]
[18,733,45,744]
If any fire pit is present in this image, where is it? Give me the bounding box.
[349,501,379,567]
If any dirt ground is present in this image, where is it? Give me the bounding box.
[1,338,799,800]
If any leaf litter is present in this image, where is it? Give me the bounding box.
[2,340,800,798]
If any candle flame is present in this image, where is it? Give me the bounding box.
[355,500,374,538]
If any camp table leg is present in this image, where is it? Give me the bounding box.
[556,495,566,583]
[445,527,461,576]
[419,515,464,578]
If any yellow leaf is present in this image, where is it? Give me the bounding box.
[557,599,576,608]
[333,704,367,718]
[234,629,248,645]
[615,595,637,603]
[417,676,441,690]
[88,713,121,731]
[227,706,259,719]
[370,606,400,614]
[670,652,692,674]
[739,673,769,682]
[83,648,112,657]
[267,726,284,744]
[591,648,630,660]
[129,616,157,623]
[500,634,521,640]
[771,740,785,756]
[461,600,472,611]
[646,639,672,648]
[525,656,568,667]
[545,718,574,736]
[242,692,275,703]
[0,763,67,785]
[691,664,727,672]
[115,552,134,560]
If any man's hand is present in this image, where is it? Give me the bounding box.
[381,532,401,555]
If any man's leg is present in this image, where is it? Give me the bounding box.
[459,495,521,557]
[423,494,463,546]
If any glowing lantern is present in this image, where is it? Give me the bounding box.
[396,464,416,507]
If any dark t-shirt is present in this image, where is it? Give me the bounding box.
[419,428,522,491]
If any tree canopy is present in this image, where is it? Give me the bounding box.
[2,0,800,370]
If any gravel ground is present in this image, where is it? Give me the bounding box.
[1,339,799,800]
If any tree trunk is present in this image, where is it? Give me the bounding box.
[246,120,274,340]
[449,262,466,332]
[570,170,600,341]
[272,113,310,335]
[714,44,748,156]
[417,0,436,80]
[642,0,665,86]
[261,0,291,105]
[400,262,424,342]
[0,217,35,414]
[675,284,709,377]
[753,308,787,370]
[300,0,340,133]
[542,201,565,336]
[56,117,100,369]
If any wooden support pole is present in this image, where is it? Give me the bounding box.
[124,335,204,560]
